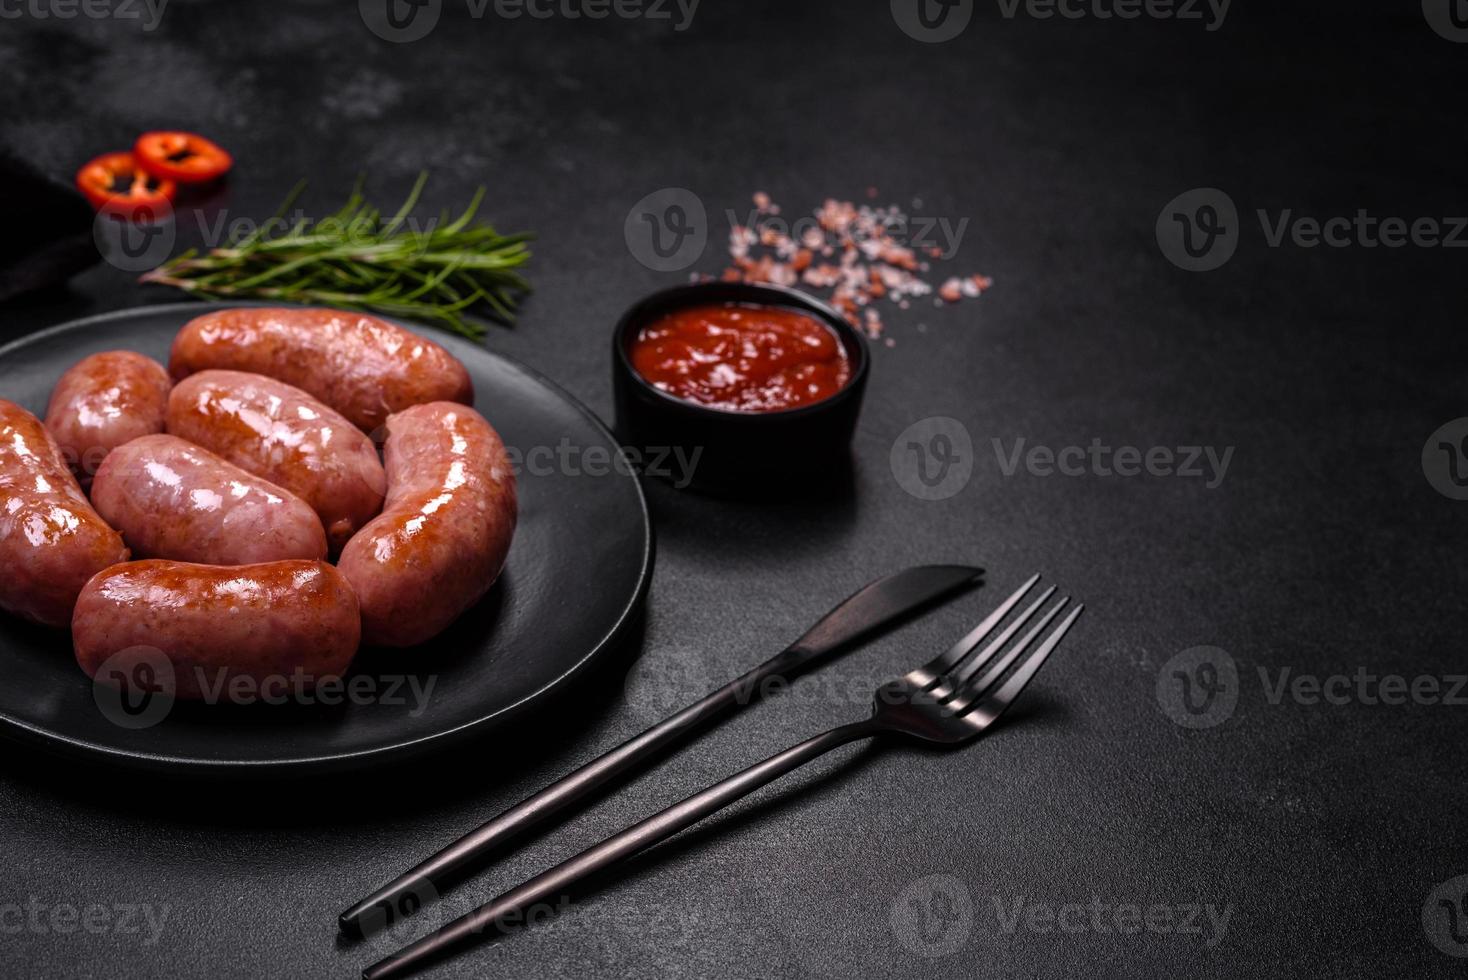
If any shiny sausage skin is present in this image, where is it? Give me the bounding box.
[73,559,360,701]
[91,434,328,565]
[169,307,473,433]
[44,351,171,479]
[165,370,386,553]
[0,399,130,627]
[338,402,517,647]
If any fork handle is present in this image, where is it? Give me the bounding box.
[340,644,813,936]
[341,565,981,938]
[362,718,884,980]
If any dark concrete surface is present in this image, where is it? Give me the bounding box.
[1,1,1465,977]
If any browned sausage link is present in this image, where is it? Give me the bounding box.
[0,399,130,628]
[169,307,473,433]
[73,559,361,702]
[338,402,517,647]
[91,434,328,565]
[44,350,171,479]
[165,370,386,553]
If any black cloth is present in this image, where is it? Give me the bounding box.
[0,152,98,302]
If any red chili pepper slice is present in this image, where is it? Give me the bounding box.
[75,152,177,220]
[133,131,233,184]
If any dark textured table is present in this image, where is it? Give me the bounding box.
[2,2,1466,977]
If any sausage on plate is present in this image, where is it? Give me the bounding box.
[44,350,171,479]
[91,434,328,565]
[0,399,130,628]
[338,402,517,647]
[169,307,473,433]
[73,559,361,701]
[165,370,386,552]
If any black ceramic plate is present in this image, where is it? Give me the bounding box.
[0,304,652,775]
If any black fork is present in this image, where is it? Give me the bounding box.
[363,574,1082,980]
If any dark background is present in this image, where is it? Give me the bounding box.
[2,1,1466,977]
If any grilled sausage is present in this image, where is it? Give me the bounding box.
[73,559,361,702]
[338,402,516,647]
[169,307,473,433]
[0,399,129,627]
[44,351,171,479]
[165,370,386,552]
[91,434,328,565]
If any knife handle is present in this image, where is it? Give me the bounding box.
[338,647,802,937]
[337,562,980,937]
[361,719,884,980]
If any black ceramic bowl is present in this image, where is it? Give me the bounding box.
[612,282,870,493]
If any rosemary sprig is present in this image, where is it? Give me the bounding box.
[141,174,532,340]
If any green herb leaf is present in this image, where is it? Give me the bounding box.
[141,174,532,340]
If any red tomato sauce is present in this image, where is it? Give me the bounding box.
[630,303,853,413]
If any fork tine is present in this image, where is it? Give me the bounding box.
[953,596,1067,706]
[943,585,1057,688]
[920,573,1041,681]
[957,603,1084,723]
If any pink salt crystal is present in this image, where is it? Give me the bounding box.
[708,191,989,341]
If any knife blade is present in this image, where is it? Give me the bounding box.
[338,563,982,937]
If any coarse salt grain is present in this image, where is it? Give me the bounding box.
[696,191,991,341]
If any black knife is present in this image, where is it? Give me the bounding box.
[339,563,982,937]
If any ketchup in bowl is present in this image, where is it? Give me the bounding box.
[629,303,853,413]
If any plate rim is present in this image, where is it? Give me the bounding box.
[0,301,654,776]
